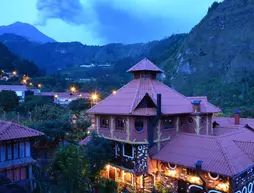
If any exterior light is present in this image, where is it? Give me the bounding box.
[112,90,117,94]
[70,86,76,93]
[29,82,33,86]
[106,164,110,170]
[91,93,98,101]
[12,71,17,75]
[78,93,82,97]
[22,79,27,84]
[38,84,42,88]
[188,176,202,185]
[54,94,58,98]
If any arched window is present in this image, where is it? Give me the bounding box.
[135,119,144,132]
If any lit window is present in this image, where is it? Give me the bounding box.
[123,144,134,158]
[135,119,144,132]
[100,117,109,128]
[116,117,125,130]
[188,117,193,124]
[163,117,173,129]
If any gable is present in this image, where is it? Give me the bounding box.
[135,93,156,109]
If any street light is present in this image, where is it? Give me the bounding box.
[22,79,27,84]
[38,84,42,88]
[70,86,76,93]
[112,90,117,94]
[12,71,17,76]
[90,92,99,106]
[29,82,33,86]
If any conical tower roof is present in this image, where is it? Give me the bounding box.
[127,58,163,73]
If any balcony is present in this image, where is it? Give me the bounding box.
[111,157,135,170]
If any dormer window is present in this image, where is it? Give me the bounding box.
[163,117,173,129]
[135,119,144,132]
[100,117,109,128]
[116,117,125,131]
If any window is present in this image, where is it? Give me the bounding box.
[123,144,134,158]
[20,142,25,158]
[201,117,205,124]
[0,144,6,161]
[135,119,144,132]
[100,117,109,128]
[25,141,31,157]
[116,117,125,130]
[7,144,12,160]
[115,143,120,156]
[13,143,19,159]
[188,117,193,124]
[163,117,173,129]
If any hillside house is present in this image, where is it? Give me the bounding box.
[0,85,27,101]
[0,121,44,191]
[82,58,254,193]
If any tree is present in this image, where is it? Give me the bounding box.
[84,132,113,180]
[0,90,19,111]
[15,59,41,77]
[31,104,66,122]
[46,145,89,193]
[29,118,71,139]
[68,98,90,113]
[22,95,54,112]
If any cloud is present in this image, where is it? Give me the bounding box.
[35,0,218,44]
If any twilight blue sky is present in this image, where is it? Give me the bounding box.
[0,0,222,45]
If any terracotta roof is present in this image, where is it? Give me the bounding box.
[0,121,44,141]
[187,96,221,113]
[127,58,163,73]
[153,127,254,176]
[213,117,254,127]
[0,85,27,91]
[79,136,91,145]
[87,78,220,115]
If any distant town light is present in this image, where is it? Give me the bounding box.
[22,79,27,84]
[112,90,117,95]
[12,71,17,75]
[1,70,4,73]
[70,86,76,93]
[29,82,33,86]
[78,93,82,97]
[54,94,58,98]
[38,84,42,88]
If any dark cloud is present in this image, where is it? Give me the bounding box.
[36,0,89,25]
[91,1,172,43]
[35,0,180,43]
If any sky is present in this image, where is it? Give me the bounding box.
[0,0,221,45]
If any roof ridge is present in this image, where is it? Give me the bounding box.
[233,140,254,161]
[216,138,236,175]
[0,121,12,135]
[87,79,135,113]
[130,79,141,113]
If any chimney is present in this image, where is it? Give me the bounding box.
[192,100,201,113]
[148,94,162,149]
[157,94,161,117]
[195,160,203,173]
[234,109,240,125]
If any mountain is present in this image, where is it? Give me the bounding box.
[0,33,186,73]
[164,0,254,115]
[0,22,56,43]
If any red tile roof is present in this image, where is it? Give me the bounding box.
[0,121,44,141]
[127,58,163,73]
[153,127,254,176]
[187,96,221,113]
[87,78,220,115]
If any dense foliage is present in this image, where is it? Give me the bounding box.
[0,90,19,111]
